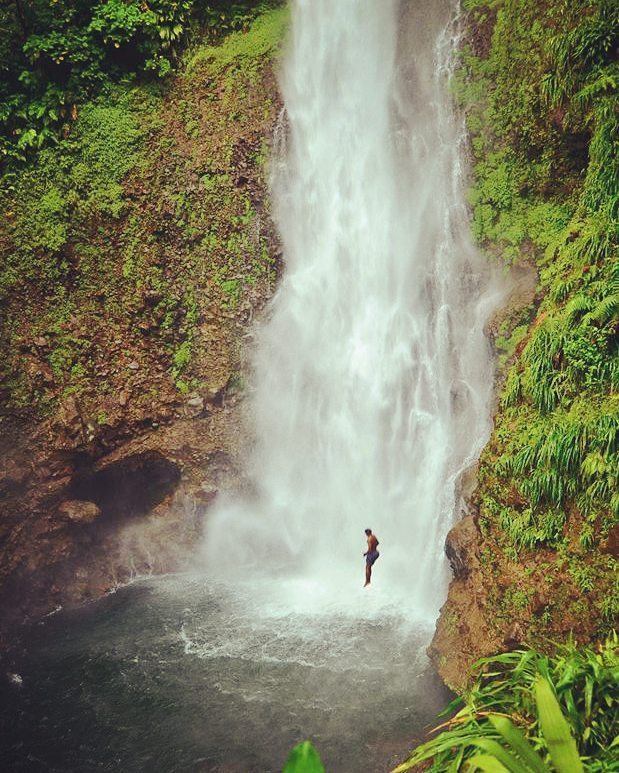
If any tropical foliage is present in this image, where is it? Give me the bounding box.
[0,0,273,164]
[457,0,618,635]
[395,636,618,771]
[283,740,325,773]
[0,4,285,415]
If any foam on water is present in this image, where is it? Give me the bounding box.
[4,575,451,772]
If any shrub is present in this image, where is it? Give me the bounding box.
[394,636,618,771]
[0,0,273,165]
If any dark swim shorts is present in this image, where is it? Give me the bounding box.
[366,550,379,566]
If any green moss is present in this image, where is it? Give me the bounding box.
[461,0,618,647]
[1,90,142,294]
[171,339,193,380]
[0,0,284,414]
[187,5,288,76]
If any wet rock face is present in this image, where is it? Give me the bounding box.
[0,410,246,644]
[428,261,547,691]
[444,516,478,580]
[601,522,619,558]
[428,512,501,693]
[0,39,282,646]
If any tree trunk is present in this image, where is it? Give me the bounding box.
[13,0,29,38]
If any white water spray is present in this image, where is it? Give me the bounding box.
[203,0,502,624]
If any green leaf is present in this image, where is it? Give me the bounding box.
[465,754,511,772]
[282,740,325,773]
[534,677,584,773]
[488,715,550,773]
[470,737,532,772]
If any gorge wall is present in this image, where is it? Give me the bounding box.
[0,7,286,641]
[430,0,618,690]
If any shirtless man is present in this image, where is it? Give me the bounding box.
[363,528,380,587]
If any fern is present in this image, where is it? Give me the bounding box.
[587,293,619,325]
[550,277,574,303]
[583,97,619,213]
[522,322,566,413]
[573,68,619,111]
[501,369,522,408]
[564,294,593,325]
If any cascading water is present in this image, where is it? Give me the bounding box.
[202,0,501,623]
[2,4,505,771]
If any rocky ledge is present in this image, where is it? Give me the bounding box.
[428,515,501,691]
[0,380,252,646]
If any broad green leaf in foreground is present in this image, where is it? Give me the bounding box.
[282,740,325,773]
[534,676,584,773]
[488,715,549,773]
[464,754,510,772]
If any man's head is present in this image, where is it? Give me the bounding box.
[365,528,372,536]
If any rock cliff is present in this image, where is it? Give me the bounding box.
[0,9,286,645]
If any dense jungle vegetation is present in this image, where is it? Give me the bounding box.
[0,0,616,769]
[0,0,270,164]
[455,0,618,643]
[398,636,618,771]
[0,0,284,423]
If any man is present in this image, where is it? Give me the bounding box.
[363,528,379,587]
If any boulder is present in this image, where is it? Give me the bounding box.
[503,622,525,650]
[55,395,84,441]
[58,499,102,523]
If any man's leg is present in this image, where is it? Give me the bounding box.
[364,562,371,587]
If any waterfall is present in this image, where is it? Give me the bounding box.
[202,0,502,624]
